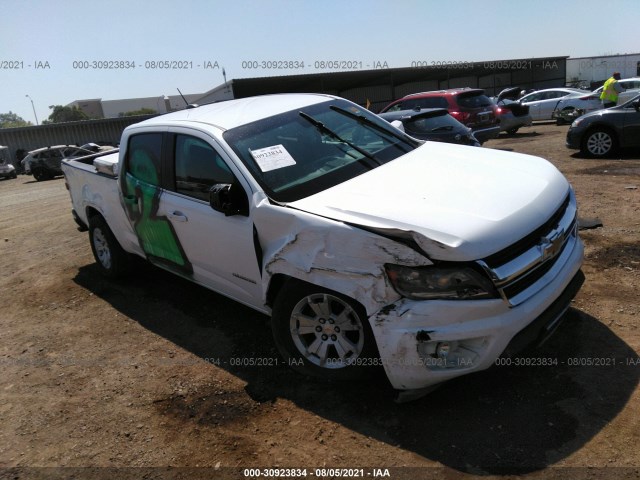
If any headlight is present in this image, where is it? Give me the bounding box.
[385,264,498,300]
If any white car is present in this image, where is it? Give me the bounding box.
[520,88,601,121]
[593,77,640,106]
[62,93,584,397]
[0,146,17,179]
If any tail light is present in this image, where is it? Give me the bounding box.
[450,111,471,123]
[495,107,505,115]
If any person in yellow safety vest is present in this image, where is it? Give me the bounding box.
[600,72,624,108]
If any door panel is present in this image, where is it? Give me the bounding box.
[621,108,640,147]
[121,132,193,275]
[159,192,262,306]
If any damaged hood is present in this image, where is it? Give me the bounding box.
[289,141,569,261]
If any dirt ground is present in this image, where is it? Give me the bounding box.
[1,123,639,480]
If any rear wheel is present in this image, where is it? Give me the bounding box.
[506,127,519,135]
[271,280,380,381]
[582,128,617,158]
[88,215,130,278]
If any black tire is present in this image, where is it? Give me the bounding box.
[271,280,380,381]
[88,215,130,278]
[506,127,519,135]
[10,171,17,179]
[581,128,617,158]
[33,168,48,181]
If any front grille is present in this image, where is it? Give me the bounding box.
[483,194,570,268]
[477,192,578,306]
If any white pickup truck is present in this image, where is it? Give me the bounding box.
[62,93,584,396]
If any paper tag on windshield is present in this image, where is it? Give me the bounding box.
[250,145,296,172]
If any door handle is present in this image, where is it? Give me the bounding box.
[168,211,188,222]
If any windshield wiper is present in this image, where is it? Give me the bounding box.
[298,111,380,167]
[329,105,419,150]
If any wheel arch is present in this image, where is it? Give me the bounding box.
[266,273,370,317]
[84,205,136,258]
[85,205,103,221]
[584,122,617,138]
[263,263,396,319]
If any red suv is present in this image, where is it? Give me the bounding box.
[380,88,501,144]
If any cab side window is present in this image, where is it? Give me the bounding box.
[127,133,163,186]
[174,135,235,201]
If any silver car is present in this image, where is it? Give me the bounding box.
[520,88,602,121]
[493,87,532,135]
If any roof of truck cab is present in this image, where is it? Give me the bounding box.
[130,93,336,132]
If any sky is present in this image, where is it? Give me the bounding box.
[1,0,638,124]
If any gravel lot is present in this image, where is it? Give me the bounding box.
[1,123,639,480]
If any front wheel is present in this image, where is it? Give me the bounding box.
[88,215,130,278]
[32,168,51,182]
[582,128,617,158]
[272,281,380,380]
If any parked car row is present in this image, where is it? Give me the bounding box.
[519,77,640,124]
[377,86,536,143]
[379,88,502,144]
[21,143,115,181]
[377,77,639,147]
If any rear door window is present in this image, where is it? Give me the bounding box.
[126,133,163,186]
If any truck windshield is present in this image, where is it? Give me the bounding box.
[223,99,418,202]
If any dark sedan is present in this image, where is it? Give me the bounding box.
[379,108,480,146]
[566,95,640,157]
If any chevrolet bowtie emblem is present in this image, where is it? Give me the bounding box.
[540,231,564,261]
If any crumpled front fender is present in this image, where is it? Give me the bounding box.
[252,194,433,315]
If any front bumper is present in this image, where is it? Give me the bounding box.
[370,233,584,391]
[565,127,583,150]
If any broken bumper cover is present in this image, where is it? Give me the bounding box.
[370,234,584,391]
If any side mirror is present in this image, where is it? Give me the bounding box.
[390,120,405,132]
[633,101,640,112]
[209,183,249,216]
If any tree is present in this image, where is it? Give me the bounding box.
[43,105,89,124]
[0,111,32,128]
[118,108,157,117]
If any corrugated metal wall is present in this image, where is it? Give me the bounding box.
[0,114,157,164]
